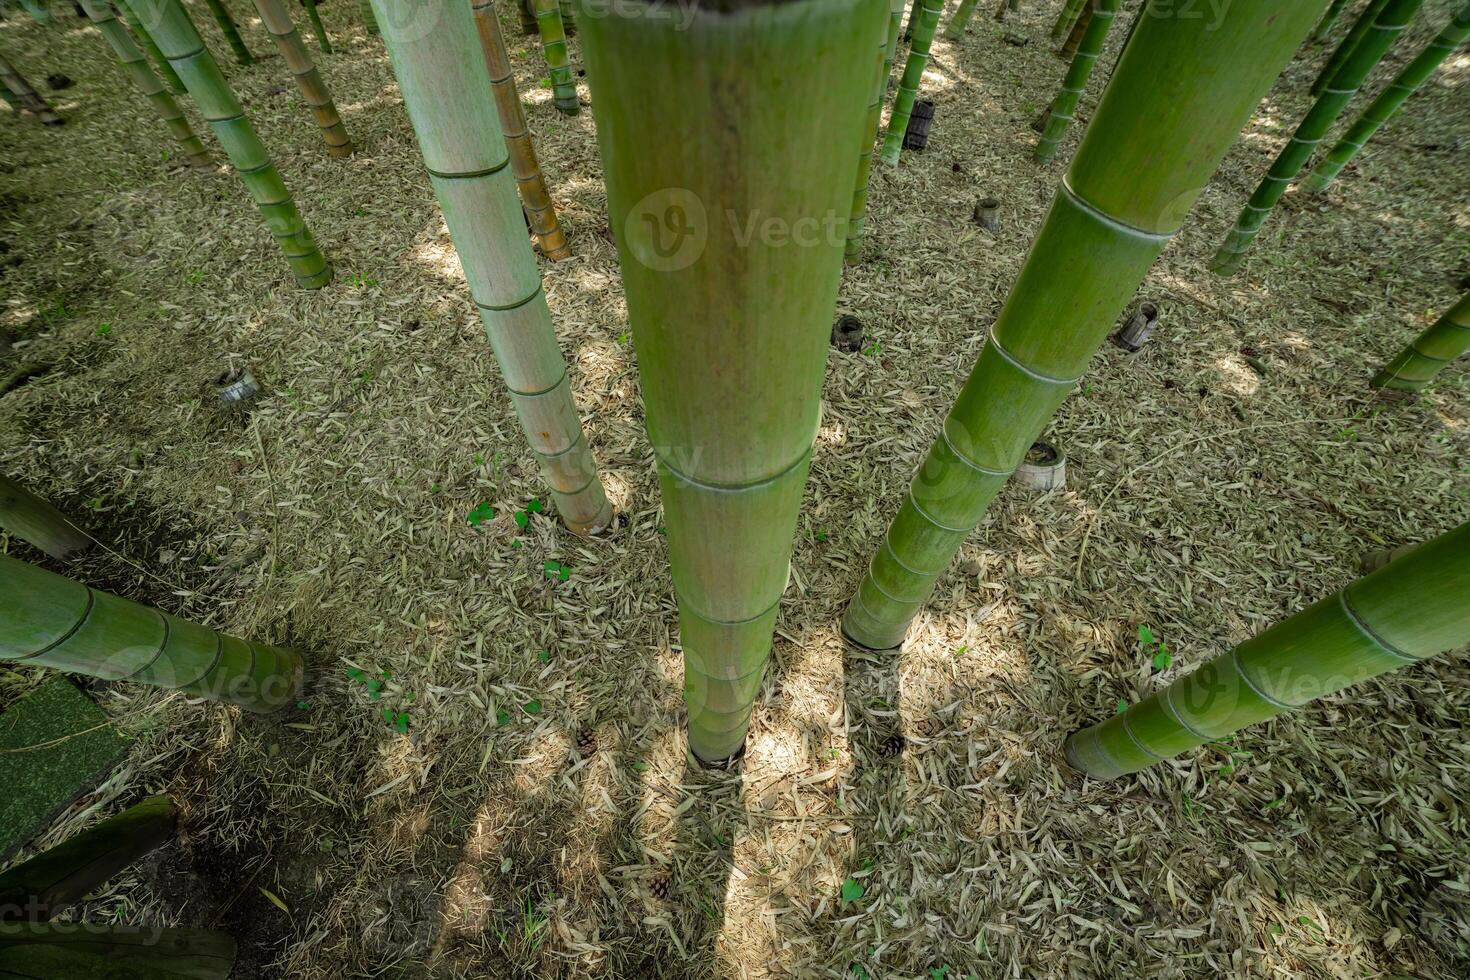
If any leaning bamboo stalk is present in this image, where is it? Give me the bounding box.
[0,475,91,561]
[1210,0,1422,276]
[79,0,214,172]
[901,0,920,39]
[125,0,331,287]
[558,0,575,33]
[0,52,64,126]
[20,0,52,23]
[943,0,979,39]
[202,0,254,64]
[1302,1,1470,194]
[368,0,611,534]
[841,0,1326,651]
[250,0,353,157]
[533,0,578,115]
[880,0,940,166]
[1051,0,1086,38]
[1313,0,1389,95]
[1313,0,1352,39]
[472,0,569,260]
[1066,520,1470,779]
[1370,292,1470,395]
[844,0,900,263]
[581,0,882,761]
[1058,0,1093,58]
[301,0,331,53]
[1034,0,1118,163]
[1,554,303,711]
[116,0,186,94]
[358,0,377,34]
[0,922,236,978]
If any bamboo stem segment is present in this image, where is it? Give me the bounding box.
[79,0,214,172]
[301,0,331,53]
[944,0,979,39]
[115,0,187,94]
[1302,1,1470,193]
[841,0,1327,651]
[1370,292,1470,394]
[125,0,331,287]
[1035,0,1118,163]
[533,0,578,115]
[0,52,65,126]
[1313,0,1352,39]
[1051,0,1086,38]
[880,0,940,166]
[0,554,304,712]
[203,0,254,64]
[1313,0,1389,96]
[0,475,92,561]
[1066,520,1470,779]
[369,0,610,534]
[844,0,901,263]
[1058,0,1093,59]
[1210,0,1423,276]
[358,0,377,34]
[250,0,354,157]
[472,0,570,260]
[0,922,237,978]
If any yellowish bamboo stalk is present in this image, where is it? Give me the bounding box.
[250,0,354,157]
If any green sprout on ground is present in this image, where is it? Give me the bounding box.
[94,322,112,337]
[544,560,570,582]
[840,877,864,904]
[536,650,551,664]
[523,699,543,715]
[1138,624,1171,671]
[1115,697,1128,715]
[467,501,496,526]
[863,341,882,357]
[382,707,409,734]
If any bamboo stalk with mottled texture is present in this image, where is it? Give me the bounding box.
[203,0,254,64]
[533,0,578,114]
[1210,0,1422,275]
[880,0,940,165]
[845,0,901,262]
[80,0,213,171]
[1066,520,1470,779]
[1052,0,1085,38]
[369,0,611,534]
[1035,0,1117,163]
[250,0,353,157]
[301,0,331,52]
[1303,1,1470,193]
[0,52,64,125]
[0,922,236,978]
[1313,0,1389,95]
[1370,293,1470,394]
[842,0,1328,651]
[1,554,303,711]
[472,0,569,259]
[1314,0,1352,39]
[580,0,882,761]
[116,0,186,93]
[126,0,331,287]
[1058,0,1092,58]
[0,475,91,560]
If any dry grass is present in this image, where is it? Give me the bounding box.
[2,0,1469,977]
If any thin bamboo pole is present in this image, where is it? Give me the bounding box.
[358,0,376,34]
[301,0,331,53]
[1370,293,1470,394]
[250,0,353,157]
[0,52,64,126]
[1034,0,1117,163]
[880,0,940,166]
[1302,1,1470,193]
[125,0,331,287]
[202,0,254,64]
[79,0,214,172]
[1210,0,1422,276]
[844,0,900,263]
[1066,520,1470,779]
[0,475,91,561]
[115,0,186,94]
[944,0,979,39]
[1058,0,1093,58]
[472,0,570,260]
[1313,0,1352,39]
[1051,0,1085,38]
[580,0,883,761]
[368,0,611,534]
[0,922,236,978]
[841,0,1328,652]
[901,0,920,39]
[558,0,574,34]
[1313,0,1389,95]
[1,554,303,711]
[0,796,176,921]
[882,0,902,80]
[533,0,578,115]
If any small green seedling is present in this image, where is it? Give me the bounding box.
[840,877,864,903]
[1115,698,1128,715]
[863,341,882,357]
[467,501,496,526]
[496,708,511,726]
[536,650,551,664]
[94,322,112,337]
[1138,624,1172,671]
[383,708,409,733]
[523,699,543,715]
[543,560,570,582]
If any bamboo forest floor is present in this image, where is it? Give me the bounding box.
[2,2,1469,978]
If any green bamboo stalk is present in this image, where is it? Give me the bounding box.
[300,0,331,53]
[844,0,901,263]
[943,0,979,39]
[1313,0,1352,39]
[1051,0,1085,38]
[250,0,353,157]
[1313,0,1389,95]
[1034,0,1117,163]
[0,796,176,921]
[901,0,919,40]
[0,52,64,126]
[0,475,91,561]
[558,0,574,34]
[580,0,882,761]
[533,0,578,115]
[124,0,331,287]
[472,0,570,260]
[202,0,253,64]
[1302,1,1470,193]
[20,0,52,24]
[880,0,902,82]
[115,0,186,94]
[369,0,611,534]
[841,0,1327,652]
[79,0,214,172]
[1058,0,1093,58]
[1210,0,1421,275]
[358,0,376,34]
[880,0,940,166]
[0,922,236,979]
[0,554,303,712]
[1370,292,1470,394]
[1066,520,1470,779]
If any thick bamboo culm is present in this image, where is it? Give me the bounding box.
[944,0,979,39]
[1210,0,1422,276]
[368,0,611,534]
[1051,0,1086,38]
[1035,0,1118,163]
[533,0,578,115]
[1370,292,1470,394]
[1314,0,1389,96]
[115,0,186,94]
[79,0,214,172]
[1303,1,1470,193]
[1066,520,1470,779]
[202,0,254,64]
[580,0,882,761]
[0,474,91,561]
[841,0,1327,651]
[250,0,353,157]
[125,0,331,287]
[301,0,331,52]
[471,0,570,260]
[843,1,896,263]
[880,0,940,165]
[0,922,236,979]
[0,796,177,921]
[0,52,64,126]
[358,0,377,34]
[1314,0,1352,39]
[1,554,303,712]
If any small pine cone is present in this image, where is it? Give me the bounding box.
[648,874,672,901]
[576,727,597,757]
[880,734,906,759]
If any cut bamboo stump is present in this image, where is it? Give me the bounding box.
[832,315,865,353]
[902,98,934,150]
[0,474,91,561]
[1360,542,1419,574]
[214,364,260,408]
[0,52,65,125]
[973,196,1000,232]
[1111,301,1158,352]
[1013,441,1066,490]
[251,0,354,157]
